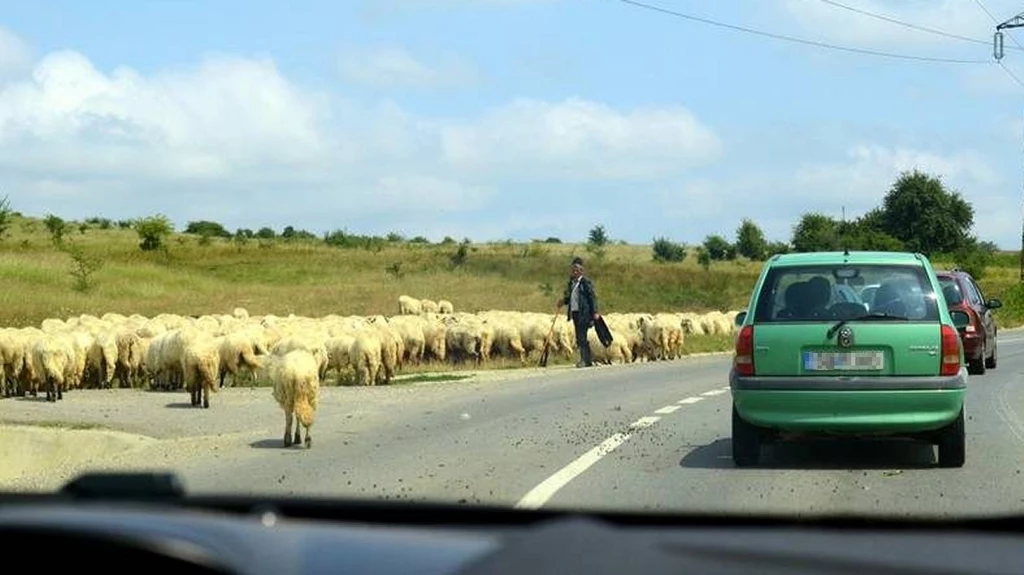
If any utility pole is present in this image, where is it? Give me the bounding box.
[994,12,1024,281]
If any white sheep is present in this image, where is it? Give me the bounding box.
[265,349,321,448]
[182,333,221,408]
[398,295,422,315]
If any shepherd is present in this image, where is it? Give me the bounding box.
[556,256,601,368]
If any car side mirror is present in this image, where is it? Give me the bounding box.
[949,310,971,329]
[986,298,1002,310]
[734,311,747,327]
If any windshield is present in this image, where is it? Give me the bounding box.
[754,264,939,322]
[1,1,1023,523]
[939,277,965,305]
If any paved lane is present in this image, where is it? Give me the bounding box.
[180,332,1024,517]
[542,334,1024,517]
[8,332,1024,519]
[179,354,734,504]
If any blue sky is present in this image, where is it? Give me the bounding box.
[2,0,1024,248]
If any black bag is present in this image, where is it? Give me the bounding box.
[594,316,614,347]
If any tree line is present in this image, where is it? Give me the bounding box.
[640,169,997,276]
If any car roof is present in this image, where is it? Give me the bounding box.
[768,251,926,267]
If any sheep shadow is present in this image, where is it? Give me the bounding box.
[250,439,287,449]
[12,395,54,402]
[165,402,196,409]
[680,437,937,470]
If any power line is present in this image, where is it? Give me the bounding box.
[817,0,1008,48]
[612,0,991,64]
[973,0,1002,27]
[974,0,1024,93]
[974,0,1024,281]
[1001,60,1024,91]
[975,0,1024,50]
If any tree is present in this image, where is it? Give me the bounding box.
[0,195,12,240]
[136,214,174,252]
[735,219,768,260]
[43,214,68,246]
[877,169,974,255]
[791,213,839,252]
[586,224,608,259]
[184,220,231,238]
[652,237,687,262]
[702,234,733,261]
[766,241,791,256]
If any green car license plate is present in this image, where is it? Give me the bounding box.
[803,351,884,371]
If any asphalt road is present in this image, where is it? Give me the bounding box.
[5,333,1024,519]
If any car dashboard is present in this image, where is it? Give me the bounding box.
[1,472,1022,575]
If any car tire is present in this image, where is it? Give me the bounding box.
[732,406,761,467]
[937,408,965,469]
[985,339,997,369]
[968,357,986,375]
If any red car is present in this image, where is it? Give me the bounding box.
[935,269,1001,375]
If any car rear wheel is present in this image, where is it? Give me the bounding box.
[936,408,965,468]
[968,356,986,375]
[732,406,761,467]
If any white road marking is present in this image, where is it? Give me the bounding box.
[630,415,661,429]
[701,389,727,397]
[514,432,633,509]
[514,389,731,510]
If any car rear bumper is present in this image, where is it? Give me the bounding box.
[730,369,966,433]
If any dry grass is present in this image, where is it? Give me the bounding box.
[0,216,759,327]
[2,215,1022,367]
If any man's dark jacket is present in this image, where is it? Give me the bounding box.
[561,276,598,325]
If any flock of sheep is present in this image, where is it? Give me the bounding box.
[0,295,742,448]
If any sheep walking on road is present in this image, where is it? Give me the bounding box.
[265,349,321,448]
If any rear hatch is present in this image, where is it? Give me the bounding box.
[750,262,943,377]
[753,323,940,376]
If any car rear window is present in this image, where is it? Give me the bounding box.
[753,264,939,323]
[938,277,964,305]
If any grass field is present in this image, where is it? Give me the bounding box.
[2,214,1023,368]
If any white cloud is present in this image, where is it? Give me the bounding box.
[440,98,722,180]
[788,144,1005,238]
[0,26,32,80]
[0,42,720,239]
[338,47,477,89]
[643,143,1009,246]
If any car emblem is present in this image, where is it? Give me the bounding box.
[837,326,854,348]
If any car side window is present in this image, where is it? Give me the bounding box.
[963,278,982,306]
[969,278,987,305]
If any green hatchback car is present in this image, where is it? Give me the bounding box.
[729,251,971,468]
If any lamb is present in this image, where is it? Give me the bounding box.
[265,349,321,448]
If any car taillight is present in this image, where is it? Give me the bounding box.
[734,325,754,376]
[940,324,961,376]
[963,310,977,333]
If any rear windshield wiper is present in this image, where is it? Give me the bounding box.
[826,312,910,339]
